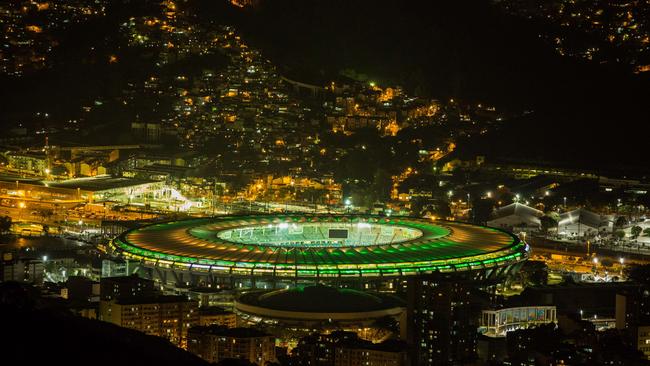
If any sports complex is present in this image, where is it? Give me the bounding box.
[108,215,530,288]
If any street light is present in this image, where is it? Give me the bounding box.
[620,257,625,277]
[344,198,352,214]
[563,196,567,208]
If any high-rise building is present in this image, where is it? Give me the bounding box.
[616,288,650,330]
[1,253,43,284]
[62,276,100,302]
[99,275,156,301]
[100,295,198,348]
[291,331,408,366]
[406,275,478,365]
[616,288,650,359]
[187,325,276,364]
[101,259,136,278]
[198,306,237,327]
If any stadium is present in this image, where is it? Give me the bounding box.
[108,214,530,288]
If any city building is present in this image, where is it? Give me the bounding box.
[480,306,557,337]
[101,259,138,278]
[100,295,198,348]
[108,215,529,288]
[616,289,650,330]
[406,276,479,365]
[235,285,406,343]
[183,287,235,309]
[187,325,276,364]
[198,306,237,327]
[616,288,650,359]
[0,253,44,284]
[99,275,156,301]
[291,331,408,366]
[557,208,613,237]
[62,276,100,302]
[487,203,544,231]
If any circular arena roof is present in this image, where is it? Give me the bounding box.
[110,215,529,278]
[238,285,405,313]
[235,285,405,322]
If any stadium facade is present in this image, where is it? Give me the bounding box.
[107,214,530,288]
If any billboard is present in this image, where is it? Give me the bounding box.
[329,229,349,239]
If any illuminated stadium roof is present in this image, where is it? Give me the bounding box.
[109,215,530,278]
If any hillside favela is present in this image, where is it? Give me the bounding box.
[1,1,650,365]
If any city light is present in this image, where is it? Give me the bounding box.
[0,1,648,363]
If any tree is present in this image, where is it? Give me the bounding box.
[471,198,495,225]
[600,258,614,268]
[644,228,650,237]
[631,225,643,239]
[36,209,54,223]
[613,230,626,240]
[626,264,650,285]
[540,215,558,234]
[519,260,549,286]
[0,216,12,234]
[432,202,451,219]
[615,216,628,228]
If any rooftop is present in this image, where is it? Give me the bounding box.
[238,285,405,313]
[47,175,156,192]
[114,295,194,305]
[112,215,528,278]
[189,325,270,338]
[199,306,233,316]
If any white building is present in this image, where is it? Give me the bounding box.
[487,203,544,231]
[480,306,557,337]
[558,208,613,237]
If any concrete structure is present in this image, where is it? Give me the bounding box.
[0,175,163,204]
[183,287,235,309]
[63,276,100,302]
[101,259,138,278]
[187,326,276,365]
[406,276,478,365]
[0,253,43,284]
[109,214,530,288]
[616,289,650,359]
[235,285,405,335]
[198,306,237,327]
[558,208,613,237]
[480,306,557,337]
[636,326,650,360]
[99,275,156,301]
[292,331,408,366]
[488,203,544,231]
[99,295,198,348]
